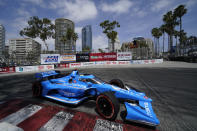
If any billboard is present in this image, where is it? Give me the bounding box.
[60,55,76,63]
[117,52,132,61]
[76,54,89,62]
[89,53,117,61]
[41,54,60,64]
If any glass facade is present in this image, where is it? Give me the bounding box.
[0,24,5,57]
[82,25,92,51]
[55,18,75,54]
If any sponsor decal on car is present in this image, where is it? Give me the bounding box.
[144,102,153,117]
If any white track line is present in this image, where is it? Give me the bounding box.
[93,119,123,131]
[39,111,74,131]
[0,104,42,125]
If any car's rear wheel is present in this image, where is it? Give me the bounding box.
[96,92,120,120]
[32,82,42,97]
[109,79,126,89]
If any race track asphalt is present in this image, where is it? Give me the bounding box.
[0,63,197,131]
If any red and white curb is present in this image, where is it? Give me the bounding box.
[0,99,156,131]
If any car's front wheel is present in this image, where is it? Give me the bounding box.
[96,92,120,120]
[32,81,42,97]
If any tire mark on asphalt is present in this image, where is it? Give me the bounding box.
[132,69,196,131]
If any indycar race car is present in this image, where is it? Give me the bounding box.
[32,70,160,126]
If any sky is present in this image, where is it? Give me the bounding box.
[0,0,197,51]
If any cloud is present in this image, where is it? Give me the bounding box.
[35,38,55,51]
[151,0,173,12]
[93,35,108,51]
[0,0,5,6]
[131,8,147,18]
[75,27,82,51]
[186,0,197,7]
[75,27,82,35]
[101,0,133,14]
[22,0,43,5]
[49,0,97,22]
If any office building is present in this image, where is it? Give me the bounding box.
[55,18,75,54]
[9,38,41,61]
[0,24,5,57]
[82,25,92,51]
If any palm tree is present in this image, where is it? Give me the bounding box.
[151,28,157,56]
[160,25,166,53]
[163,11,178,53]
[72,33,78,52]
[100,20,120,52]
[174,5,187,45]
[174,30,179,55]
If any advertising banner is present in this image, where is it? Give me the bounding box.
[81,62,95,66]
[41,54,60,64]
[58,63,69,68]
[0,67,15,73]
[15,66,37,72]
[117,52,132,61]
[76,54,89,62]
[90,53,117,61]
[69,63,81,68]
[60,55,76,63]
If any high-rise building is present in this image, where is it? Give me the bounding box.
[0,24,5,57]
[55,18,75,54]
[108,35,121,52]
[82,25,92,51]
[9,38,41,62]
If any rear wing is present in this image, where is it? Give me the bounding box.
[35,71,59,79]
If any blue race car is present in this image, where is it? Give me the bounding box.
[32,70,160,126]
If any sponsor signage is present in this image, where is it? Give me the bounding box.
[58,63,69,68]
[81,62,95,66]
[89,53,117,61]
[117,52,132,61]
[69,63,81,68]
[0,67,15,73]
[60,55,76,63]
[16,66,36,72]
[41,54,60,64]
[76,54,89,62]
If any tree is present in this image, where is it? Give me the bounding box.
[100,20,120,52]
[174,30,179,55]
[98,48,105,53]
[83,46,91,53]
[60,28,78,53]
[151,27,162,56]
[160,25,166,53]
[163,11,178,53]
[174,5,187,46]
[20,16,55,51]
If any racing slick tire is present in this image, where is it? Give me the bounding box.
[96,92,120,120]
[109,79,126,89]
[32,81,42,97]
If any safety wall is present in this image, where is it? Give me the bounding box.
[1,59,163,73]
[15,65,54,72]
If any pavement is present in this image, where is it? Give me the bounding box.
[0,61,197,131]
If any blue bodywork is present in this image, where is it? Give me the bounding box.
[34,70,160,126]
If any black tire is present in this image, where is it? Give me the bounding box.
[96,92,120,120]
[32,81,42,97]
[109,79,126,89]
